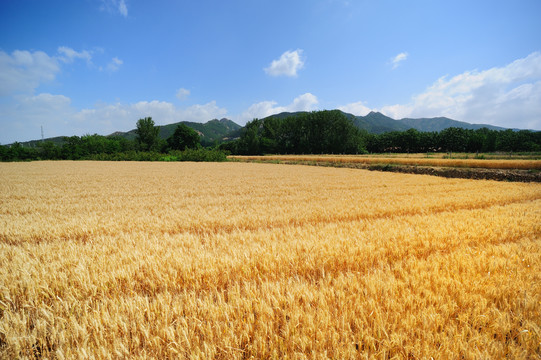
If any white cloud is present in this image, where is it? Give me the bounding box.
[118,0,128,17]
[338,101,372,116]
[391,52,408,69]
[0,46,228,143]
[106,57,123,72]
[0,50,60,95]
[290,92,318,109]
[239,93,319,123]
[394,52,541,129]
[378,104,414,120]
[341,52,541,130]
[0,47,111,96]
[20,93,72,109]
[70,100,228,135]
[264,49,305,77]
[180,101,228,121]
[0,93,74,143]
[176,88,190,101]
[100,0,128,17]
[0,93,229,144]
[58,46,92,64]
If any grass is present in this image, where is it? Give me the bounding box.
[1,161,540,358]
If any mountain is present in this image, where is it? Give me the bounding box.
[351,112,411,133]
[263,111,507,134]
[267,111,408,133]
[109,118,242,146]
[398,116,506,132]
[15,136,68,148]
[15,118,241,148]
[13,111,511,148]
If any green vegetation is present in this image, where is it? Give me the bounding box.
[364,127,541,153]
[0,118,229,162]
[267,110,506,134]
[110,118,241,146]
[222,110,365,155]
[135,117,161,151]
[221,111,541,155]
[165,148,228,162]
[2,111,540,161]
[167,124,200,151]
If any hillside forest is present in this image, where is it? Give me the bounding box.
[1,111,540,161]
[222,111,540,155]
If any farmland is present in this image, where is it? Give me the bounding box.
[230,154,541,182]
[229,154,541,170]
[1,161,540,358]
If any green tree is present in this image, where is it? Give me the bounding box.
[440,127,468,153]
[0,145,7,161]
[5,142,38,161]
[495,129,515,152]
[135,117,160,151]
[167,124,200,150]
[419,131,439,152]
[395,128,421,153]
[324,110,363,154]
[37,141,61,159]
[237,119,262,155]
[466,129,485,153]
[61,136,85,159]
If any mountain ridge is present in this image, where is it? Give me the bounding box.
[109,118,242,146]
[265,110,508,134]
[14,111,515,146]
[16,118,242,147]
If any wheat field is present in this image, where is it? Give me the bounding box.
[1,161,540,359]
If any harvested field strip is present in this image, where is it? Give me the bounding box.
[230,154,541,170]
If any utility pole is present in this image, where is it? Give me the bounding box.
[41,126,44,142]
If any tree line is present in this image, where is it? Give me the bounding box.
[1,117,227,162]
[221,111,541,155]
[2,112,540,161]
[220,110,364,155]
[364,127,541,153]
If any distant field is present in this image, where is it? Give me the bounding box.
[328,153,541,160]
[1,161,540,358]
[230,154,541,170]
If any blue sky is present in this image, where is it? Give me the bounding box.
[1,0,540,143]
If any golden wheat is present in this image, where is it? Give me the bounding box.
[231,154,541,170]
[1,161,540,359]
